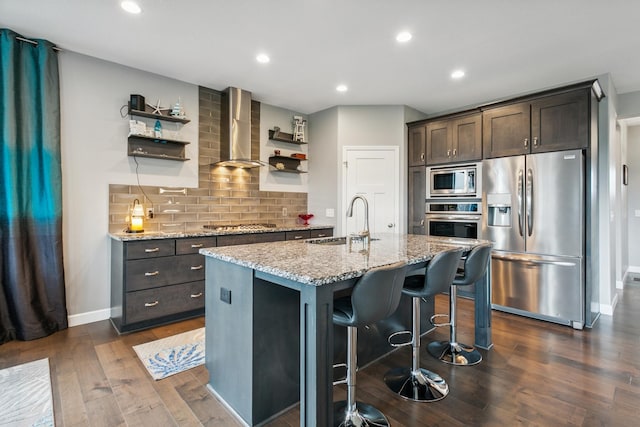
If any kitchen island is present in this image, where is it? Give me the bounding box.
[200,234,491,426]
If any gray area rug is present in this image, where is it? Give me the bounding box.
[133,327,205,380]
[0,358,54,426]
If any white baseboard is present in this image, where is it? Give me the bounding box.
[616,279,624,290]
[599,292,619,316]
[67,308,110,327]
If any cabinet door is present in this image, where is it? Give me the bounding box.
[408,125,426,166]
[483,103,531,158]
[408,166,426,235]
[531,90,589,153]
[452,113,482,162]
[425,120,452,165]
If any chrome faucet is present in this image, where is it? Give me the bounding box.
[346,195,370,248]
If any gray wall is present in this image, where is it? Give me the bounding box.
[309,105,419,236]
[59,51,199,325]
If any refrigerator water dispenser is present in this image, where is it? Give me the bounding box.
[487,193,512,227]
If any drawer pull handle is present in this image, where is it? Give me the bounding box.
[317,234,327,237]
[190,265,204,271]
[145,247,160,253]
[190,292,203,298]
[145,271,160,276]
[191,243,204,248]
[293,235,303,239]
[144,301,159,307]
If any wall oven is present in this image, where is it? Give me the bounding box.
[425,201,482,240]
[427,162,482,199]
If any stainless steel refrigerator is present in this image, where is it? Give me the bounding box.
[482,149,586,329]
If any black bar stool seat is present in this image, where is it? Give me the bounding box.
[333,261,407,427]
[384,247,464,402]
[427,243,492,366]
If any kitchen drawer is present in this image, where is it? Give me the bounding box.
[125,239,175,260]
[286,230,311,241]
[176,236,217,254]
[125,281,205,324]
[217,232,286,246]
[125,253,205,292]
[310,228,333,238]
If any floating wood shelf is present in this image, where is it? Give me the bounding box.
[128,134,190,161]
[268,129,307,145]
[128,105,191,124]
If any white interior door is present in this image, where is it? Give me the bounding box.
[343,146,399,236]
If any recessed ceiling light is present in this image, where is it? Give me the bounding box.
[396,31,412,43]
[451,69,465,79]
[336,84,348,92]
[256,53,270,64]
[121,1,141,14]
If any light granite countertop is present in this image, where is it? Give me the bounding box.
[200,234,489,286]
[109,224,334,241]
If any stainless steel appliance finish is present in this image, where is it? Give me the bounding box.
[214,87,264,168]
[427,162,482,199]
[483,149,585,328]
[426,201,481,240]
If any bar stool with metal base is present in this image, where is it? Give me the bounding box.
[383,247,464,402]
[333,261,407,427]
[428,243,492,366]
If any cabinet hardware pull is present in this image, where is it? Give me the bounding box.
[452,148,457,157]
[190,292,203,298]
[145,301,159,307]
[317,234,327,237]
[145,247,160,253]
[420,219,424,226]
[533,137,538,146]
[190,265,204,270]
[447,149,451,157]
[191,243,204,248]
[524,138,529,148]
[420,153,425,161]
[293,235,303,239]
[145,271,159,276]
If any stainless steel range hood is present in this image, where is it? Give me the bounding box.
[214,87,263,168]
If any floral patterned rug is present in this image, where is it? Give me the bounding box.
[0,358,54,426]
[133,328,205,380]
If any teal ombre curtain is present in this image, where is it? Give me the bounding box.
[0,29,67,343]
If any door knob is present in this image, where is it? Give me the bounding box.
[387,223,395,228]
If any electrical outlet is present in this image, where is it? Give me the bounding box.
[220,288,232,304]
[146,207,154,218]
[282,207,288,217]
[326,208,335,218]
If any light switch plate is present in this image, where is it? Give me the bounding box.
[635,210,640,217]
[326,208,335,218]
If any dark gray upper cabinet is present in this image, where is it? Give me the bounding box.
[483,89,589,158]
[426,113,482,165]
[408,125,426,166]
[531,90,589,153]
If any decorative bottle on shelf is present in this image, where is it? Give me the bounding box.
[154,120,162,138]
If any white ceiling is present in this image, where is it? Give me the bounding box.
[1,0,639,115]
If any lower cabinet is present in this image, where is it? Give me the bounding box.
[110,228,334,333]
[110,236,215,333]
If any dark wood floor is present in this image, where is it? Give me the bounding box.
[2,282,639,426]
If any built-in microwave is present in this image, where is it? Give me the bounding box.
[427,163,482,199]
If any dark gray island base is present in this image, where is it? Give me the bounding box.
[201,234,492,426]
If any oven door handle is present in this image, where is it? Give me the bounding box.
[426,215,481,221]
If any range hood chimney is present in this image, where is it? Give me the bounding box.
[215,87,263,168]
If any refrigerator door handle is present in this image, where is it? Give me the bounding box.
[526,168,533,236]
[492,253,577,267]
[517,169,524,237]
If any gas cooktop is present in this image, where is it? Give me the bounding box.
[202,223,277,232]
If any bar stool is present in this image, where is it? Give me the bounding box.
[333,261,407,427]
[427,243,492,366]
[383,247,464,402]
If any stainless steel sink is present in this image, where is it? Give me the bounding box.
[306,236,379,245]
[306,236,347,245]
